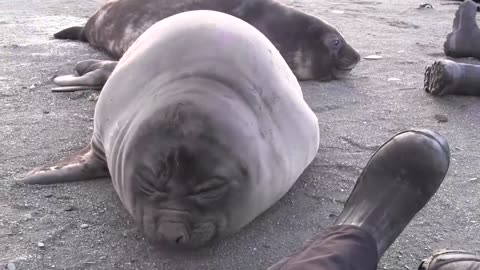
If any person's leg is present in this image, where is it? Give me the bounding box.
[423,59,480,96]
[268,129,450,270]
[444,0,480,60]
[418,250,480,270]
[268,225,377,270]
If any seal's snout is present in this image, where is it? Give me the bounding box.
[337,43,361,71]
[158,222,190,245]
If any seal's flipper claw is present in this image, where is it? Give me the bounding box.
[51,85,103,92]
[52,60,118,92]
[18,143,109,185]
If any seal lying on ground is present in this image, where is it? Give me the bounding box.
[20,10,320,249]
[50,0,361,92]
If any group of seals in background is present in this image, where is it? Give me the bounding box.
[424,0,480,96]
[50,0,361,93]
[17,0,347,249]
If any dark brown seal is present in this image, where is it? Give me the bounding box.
[51,0,361,92]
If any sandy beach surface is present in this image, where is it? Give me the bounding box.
[1,0,480,269]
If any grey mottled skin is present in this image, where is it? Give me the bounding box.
[21,10,320,250]
[51,0,360,90]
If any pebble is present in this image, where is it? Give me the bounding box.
[434,114,448,123]
[80,224,89,229]
[64,206,77,212]
[87,94,99,102]
[38,242,45,248]
[7,263,16,270]
[42,110,50,114]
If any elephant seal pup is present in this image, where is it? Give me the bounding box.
[50,0,360,92]
[20,10,320,249]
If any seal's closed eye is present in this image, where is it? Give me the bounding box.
[192,178,229,202]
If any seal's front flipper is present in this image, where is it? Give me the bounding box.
[53,26,86,41]
[52,60,118,92]
[18,143,110,185]
[53,26,87,41]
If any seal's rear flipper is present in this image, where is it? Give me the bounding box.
[53,26,86,41]
[52,60,118,92]
[18,143,110,185]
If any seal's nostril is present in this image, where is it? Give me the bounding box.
[157,222,189,245]
[175,235,183,244]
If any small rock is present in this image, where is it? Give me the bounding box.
[7,263,16,270]
[387,78,400,81]
[434,114,448,123]
[87,94,99,102]
[24,213,32,219]
[38,242,45,248]
[64,206,77,212]
[42,110,50,114]
[80,224,89,229]
[44,194,53,198]
[418,3,433,9]
[329,213,337,218]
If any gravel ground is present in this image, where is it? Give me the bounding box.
[1,0,480,269]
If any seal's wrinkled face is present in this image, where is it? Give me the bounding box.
[122,108,251,250]
[292,21,361,81]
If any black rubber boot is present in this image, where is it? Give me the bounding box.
[444,0,480,60]
[424,59,480,96]
[418,250,480,269]
[334,129,450,259]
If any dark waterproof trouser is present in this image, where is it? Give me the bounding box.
[268,225,378,270]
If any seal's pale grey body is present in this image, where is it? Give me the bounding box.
[22,10,320,249]
[51,0,360,92]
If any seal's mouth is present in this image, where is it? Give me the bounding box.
[139,209,220,250]
[335,56,361,71]
[336,65,355,71]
